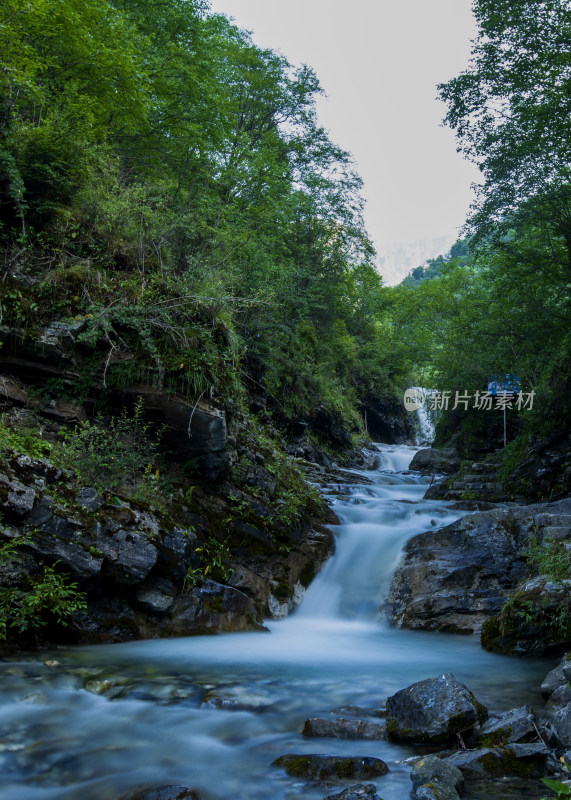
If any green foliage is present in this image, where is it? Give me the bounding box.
[52,397,162,491]
[0,415,52,461]
[528,536,571,585]
[0,0,405,436]
[0,536,87,640]
[541,776,571,798]
[185,537,232,589]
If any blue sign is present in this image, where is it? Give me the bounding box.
[487,374,521,396]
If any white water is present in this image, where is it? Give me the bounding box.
[0,445,548,800]
[410,388,436,445]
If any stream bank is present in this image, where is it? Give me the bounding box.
[0,445,559,800]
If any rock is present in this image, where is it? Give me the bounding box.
[549,702,571,747]
[409,448,461,475]
[410,755,463,800]
[444,743,550,781]
[156,527,197,585]
[97,529,158,585]
[541,654,570,698]
[162,580,263,636]
[135,583,176,614]
[302,717,388,740]
[311,406,353,449]
[546,683,571,710]
[481,575,571,656]
[360,396,415,444]
[444,748,504,780]
[323,784,381,800]
[330,706,385,719]
[386,501,571,635]
[472,705,536,746]
[116,786,201,800]
[77,487,103,511]
[272,754,389,782]
[121,388,228,480]
[201,685,273,710]
[0,472,36,518]
[385,673,487,744]
[29,518,103,580]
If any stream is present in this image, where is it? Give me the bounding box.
[0,445,550,800]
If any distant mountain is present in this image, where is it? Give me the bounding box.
[376,235,454,285]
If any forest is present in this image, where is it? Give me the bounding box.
[1,4,571,799]
[1,0,569,456]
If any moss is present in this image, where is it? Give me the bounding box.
[480,751,502,776]
[299,563,315,588]
[273,578,290,600]
[481,726,511,747]
[275,756,311,777]
[206,595,224,613]
[334,758,356,778]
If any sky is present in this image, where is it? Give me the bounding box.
[207,0,481,284]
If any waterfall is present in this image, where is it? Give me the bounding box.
[410,386,436,445]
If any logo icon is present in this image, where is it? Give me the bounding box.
[403,388,425,411]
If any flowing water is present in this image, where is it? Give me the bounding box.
[0,445,550,800]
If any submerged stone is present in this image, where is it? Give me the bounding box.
[272,754,389,782]
[303,717,388,740]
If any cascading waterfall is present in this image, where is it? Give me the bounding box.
[410,386,436,445]
[0,444,547,800]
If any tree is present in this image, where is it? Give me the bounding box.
[439,0,571,267]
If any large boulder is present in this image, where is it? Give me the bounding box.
[385,673,487,744]
[387,500,571,635]
[409,448,461,475]
[161,580,263,636]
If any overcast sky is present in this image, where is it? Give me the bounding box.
[208,0,481,283]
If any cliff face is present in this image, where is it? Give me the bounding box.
[0,322,343,650]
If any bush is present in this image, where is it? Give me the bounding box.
[0,536,87,640]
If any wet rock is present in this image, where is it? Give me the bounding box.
[444,748,505,780]
[323,784,381,800]
[201,685,273,710]
[472,705,536,746]
[303,717,388,740]
[162,580,263,636]
[272,754,389,782]
[444,743,550,782]
[385,673,487,744]
[410,755,463,800]
[409,448,461,475]
[330,706,385,718]
[116,786,201,800]
[386,502,571,635]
